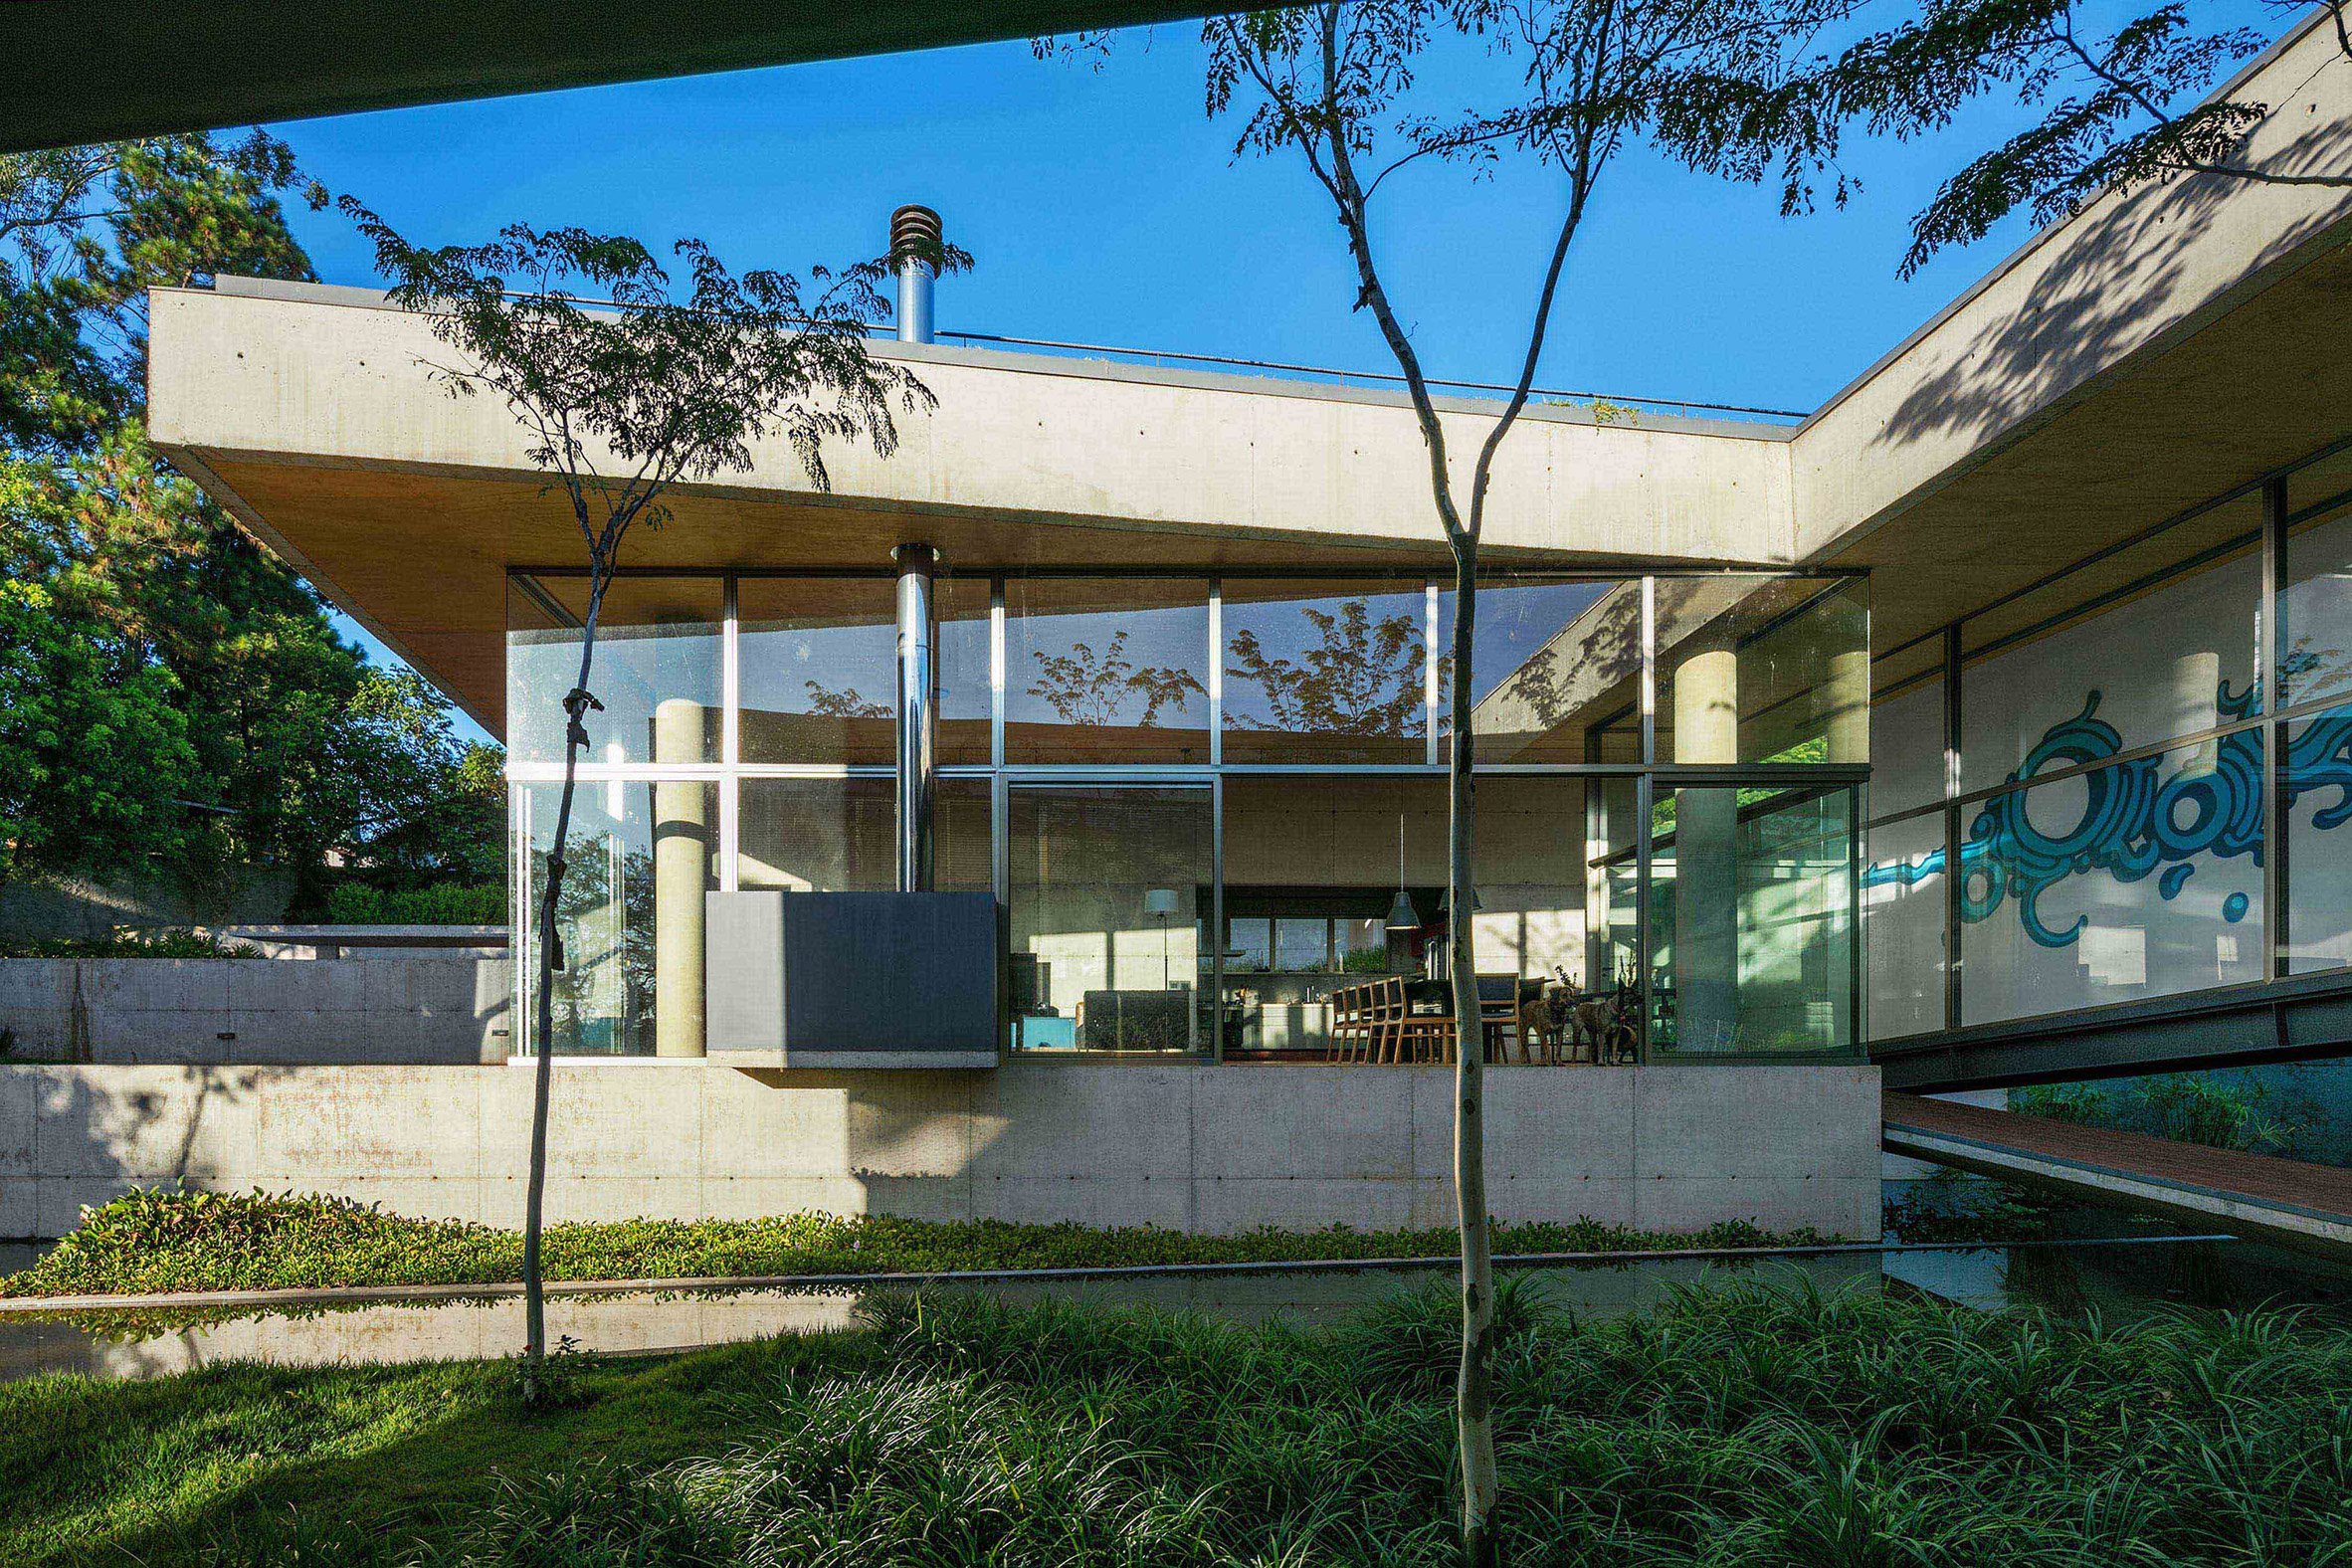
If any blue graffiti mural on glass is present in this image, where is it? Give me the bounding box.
[1865,682,2352,949]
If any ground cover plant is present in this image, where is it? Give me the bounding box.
[2,1188,1844,1300]
[6,1276,2352,1565]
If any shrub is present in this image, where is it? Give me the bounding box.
[0,930,259,959]
[4,1188,1857,1301]
[321,882,504,925]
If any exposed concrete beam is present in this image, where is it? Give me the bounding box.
[0,1,1222,154]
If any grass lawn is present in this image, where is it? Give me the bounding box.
[2,1189,1851,1300]
[6,1276,2351,1566]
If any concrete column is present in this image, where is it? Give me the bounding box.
[653,697,707,1059]
[2171,649,2221,778]
[1826,646,1870,766]
[894,544,938,892]
[1672,648,1740,1053]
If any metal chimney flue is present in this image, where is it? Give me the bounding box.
[888,203,941,344]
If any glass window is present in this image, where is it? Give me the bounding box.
[1656,577,1868,766]
[1005,579,1210,763]
[507,575,723,765]
[515,777,718,1056]
[1864,812,1946,1041]
[2282,500,2352,714]
[1958,732,2265,1025]
[1647,782,1858,1056]
[1007,785,1211,1053]
[1438,577,1639,763]
[1869,675,1945,821]
[935,775,994,893]
[737,578,895,765]
[738,777,894,891]
[1274,917,1330,971]
[1221,775,1440,1058]
[1960,502,2260,793]
[2285,702,2352,975]
[1222,579,1428,763]
[1471,776,1596,984]
[937,577,993,766]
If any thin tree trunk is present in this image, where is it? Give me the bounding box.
[1447,541,1498,1565]
[522,565,609,1400]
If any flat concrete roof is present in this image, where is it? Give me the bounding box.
[150,282,1797,730]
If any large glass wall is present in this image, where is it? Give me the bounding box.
[1863,442,2352,1043]
[510,566,1865,1060]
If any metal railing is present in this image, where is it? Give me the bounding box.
[906,324,1809,425]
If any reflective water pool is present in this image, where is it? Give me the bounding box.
[6,1236,2335,1383]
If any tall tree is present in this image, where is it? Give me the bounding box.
[1828,0,2350,277]
[0,131,499,912]
[349,205,958,1397]
[1055,4,1846,1555]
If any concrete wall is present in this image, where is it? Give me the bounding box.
[147,282,1799,568]
[0,1061,1881,1241]
[0,959,510,1068]
[1791,15,2352,556]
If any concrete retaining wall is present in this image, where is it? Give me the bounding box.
[0,1062,1881,1241]
[0,959,510,1067]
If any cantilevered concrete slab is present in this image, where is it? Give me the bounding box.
[147,278,1797,730]
[0,1,1215,154]
[1792,14,2352,666]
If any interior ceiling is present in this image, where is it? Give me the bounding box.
[1828,224,2352,671]
[0,0,1220,153]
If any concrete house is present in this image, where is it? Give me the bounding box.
[5,14,2349,1244]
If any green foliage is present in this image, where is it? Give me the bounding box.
[3,1187,1848,1301]
[2016,1072,2319,1157]
[7,1280,2352,1565]
[1824,0,2330,278]
[0,135,503,910]
[321,881,504,926]
[0,930,261,959]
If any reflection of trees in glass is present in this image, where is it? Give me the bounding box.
[1229,600,1422,735]
[802,681,891,719]
[1028,631,1204,728]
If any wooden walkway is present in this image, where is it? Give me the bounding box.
[1883,1091,2352,1259]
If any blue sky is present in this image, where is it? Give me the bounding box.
[263,12,2219,742]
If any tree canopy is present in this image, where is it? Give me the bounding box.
[0,131,501,912]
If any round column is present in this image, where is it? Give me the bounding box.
[1672,648,1739,1053]
[652,696,707,1059]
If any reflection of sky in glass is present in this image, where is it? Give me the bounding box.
[1437,581,1619,734]
[741,616,892,721]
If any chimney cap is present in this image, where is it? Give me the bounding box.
[889,203,943,260]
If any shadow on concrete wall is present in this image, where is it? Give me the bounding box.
[1867,124,2350,462]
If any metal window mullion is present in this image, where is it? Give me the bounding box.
[1425,581,1441,766]
[2264,475,2287,979]
[720,574,740,891]
[1640,576,1658,767]
[1211,771,1226,1064]
[991,579,1007,769]
[1634,772,1657,1063]
[1942,625,1963,1033]
[1208,578,1224,767]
